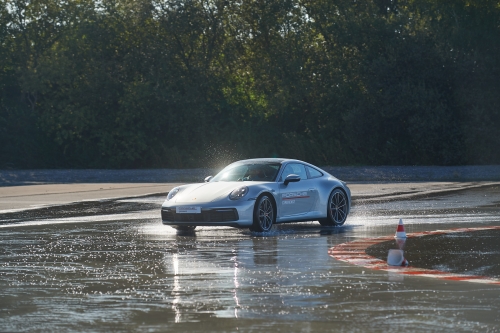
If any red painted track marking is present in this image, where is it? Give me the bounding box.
[329,226,500,285]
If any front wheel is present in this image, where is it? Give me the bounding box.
[250,195,275,232]
[319,189,348,227]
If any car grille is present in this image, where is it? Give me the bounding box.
[161,208,239,222]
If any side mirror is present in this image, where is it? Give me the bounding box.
[284,174,300,186]
[204,176,213,183]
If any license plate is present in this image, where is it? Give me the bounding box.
[176,206,201,214]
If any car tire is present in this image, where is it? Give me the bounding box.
[250,194,275,232]
[172,226,197,232]
[319,188,348,227]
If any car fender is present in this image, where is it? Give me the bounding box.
[313,178,350,215]
[246,183,279,201]
[245,183,280,214]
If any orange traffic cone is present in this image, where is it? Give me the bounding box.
[394,218,406,238]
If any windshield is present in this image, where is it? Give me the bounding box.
[212,162,281,182]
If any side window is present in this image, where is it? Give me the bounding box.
[281,163,307,181]
[307,166,323,179]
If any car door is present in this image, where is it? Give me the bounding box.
[278,163,316,217]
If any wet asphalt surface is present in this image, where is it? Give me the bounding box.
[1,186,500,332]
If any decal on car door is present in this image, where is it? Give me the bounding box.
[282,191,309,204]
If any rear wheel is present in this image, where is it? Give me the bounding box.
[319,189,348,227]
[250,195,275,232]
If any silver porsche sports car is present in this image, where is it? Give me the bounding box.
[161,158,350,232]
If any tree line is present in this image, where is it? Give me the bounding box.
[1,0,499,168]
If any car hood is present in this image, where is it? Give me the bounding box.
[173,182,247,203]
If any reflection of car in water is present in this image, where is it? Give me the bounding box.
[161,158,351,232]
[165,234,330,321]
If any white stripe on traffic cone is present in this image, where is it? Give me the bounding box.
[394,218,406,238]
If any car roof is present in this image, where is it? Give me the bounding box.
[219,158,332,178]
[230,158,308,165]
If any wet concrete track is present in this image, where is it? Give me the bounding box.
[1,185,500,332]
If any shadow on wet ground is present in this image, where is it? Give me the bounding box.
[366,229,500,278]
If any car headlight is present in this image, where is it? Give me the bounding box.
[229,186,249,200]
[166,187,180,201]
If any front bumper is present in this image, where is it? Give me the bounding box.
[162,208,239,223]
[161,200,255,228]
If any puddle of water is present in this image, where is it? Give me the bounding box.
[366,229,500,278]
